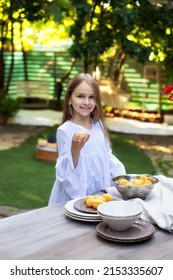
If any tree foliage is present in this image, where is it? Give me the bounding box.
[1,0,173,94]
[68,0,173,77]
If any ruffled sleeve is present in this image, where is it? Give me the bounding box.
[54,129,87,200]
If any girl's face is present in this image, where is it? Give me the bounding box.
[69,81,96,119]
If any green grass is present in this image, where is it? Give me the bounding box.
[0,126,57,209]
[0,126,156,209]
[110,131,156,174]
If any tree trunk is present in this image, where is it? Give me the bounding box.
[0,20,6,93]
[0,49,5,92]
[84,55,88,73]
[4,16,15,95]
[20,20,28,81]
[55,58,76,110]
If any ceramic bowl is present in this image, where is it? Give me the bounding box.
[113,174,159,200]
[97,201,142,231]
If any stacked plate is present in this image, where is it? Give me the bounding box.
[96,220,155,243]
[64,198,102,222]
[64,198,155,242]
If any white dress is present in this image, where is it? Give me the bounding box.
[48,120,126,205]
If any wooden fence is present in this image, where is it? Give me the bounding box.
[4,51,173,112]
[101,56,173,112]
[4,51,84,102]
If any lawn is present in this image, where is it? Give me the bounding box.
[0,126,156,209]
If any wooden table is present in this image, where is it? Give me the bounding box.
[0,203,172,260]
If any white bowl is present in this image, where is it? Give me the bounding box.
[99,214,140,231]
[97,201,142,217]
[97,201,142,231]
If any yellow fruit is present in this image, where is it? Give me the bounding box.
[93,195,102,198]
[148,177,155,183]
[114,174,155,189]
[133,179,144,186]
[85,197,94,207]
[127,182,134,186]
[92,198,106,209]
[85,195,93,201]
[94,195,106,202]
[118,179,129,185]
[140,174,148,182]
[143,180,152,185]
[79,130,87,135]
[102,193,113,202]
[131,179,138,185]
[76,131,88,140]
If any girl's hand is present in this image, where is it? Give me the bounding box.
[71,131,90,167]
[72,131,90,152]
[74,130,90,142]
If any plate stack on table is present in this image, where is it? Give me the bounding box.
[64,198,102,222]
[96,220,155,243]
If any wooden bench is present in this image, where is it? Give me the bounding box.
[16,80,50,108]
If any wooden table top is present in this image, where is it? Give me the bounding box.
[0,203,172,260]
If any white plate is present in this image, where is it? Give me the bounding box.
[65,209,101,220]
[65,211,102,222]
[65,207,101,220]
[64,198,101,219]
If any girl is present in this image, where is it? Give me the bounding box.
[48,73,126,205]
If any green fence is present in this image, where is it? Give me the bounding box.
[5,50,84,101]
[4,51,173,112]
[102,56,173,112]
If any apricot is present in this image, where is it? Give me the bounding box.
[140,174,148,182]
[76,131,88,140]
[133,179,144,186]
[92,197,106,209]
[93,195,102,199]
[127,182,135,186]
[102,193,113,202]
[85,197,94,207]
[85,195,93,201]
[118,179,129,185]
[115,174,155,189]
[148,177,155,183]
[143,180,152,185]
[131,179,138,185]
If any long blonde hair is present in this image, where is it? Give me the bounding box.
[62,73,111,145]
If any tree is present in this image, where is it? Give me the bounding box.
[0,0,72,96]
[1,0,173,97]
[0,0,51,95]
[68,0,173,80]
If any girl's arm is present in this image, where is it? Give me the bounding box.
[51,129,90,202]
